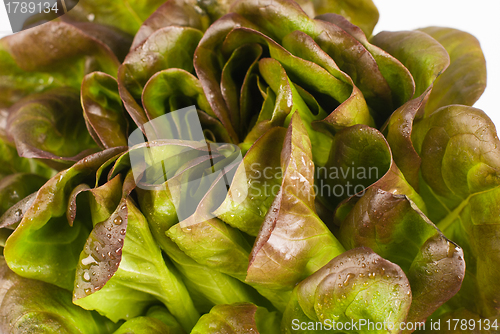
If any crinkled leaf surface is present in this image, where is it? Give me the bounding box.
[310,0,379,37]
[419,27,487,116]
[338,187,465,324]
[371,30,450,97]
[0,22,119,108]
[412,105,500,317]
[7,89,100,163]
[282,247,412,334]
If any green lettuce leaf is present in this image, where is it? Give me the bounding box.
[282,247,412,334]
[191,303,280,334]
[0,21,119,108]
[73,171,199,331]
[412,105,500,318]
[338,187,465,324]
[7,89,100,164]
[66,0,169,36]
[419,27,487,116]
[4,147,125,290]
[310,0,379,37]
[0,257,118,334]
[371,30,450,97]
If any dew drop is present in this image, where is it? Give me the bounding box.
[84,288,92,295]
[120,229,126,235]
[14,209,22,217]
[107,234,112,239]
[113,217,123,225]
[83,272,91,282]
[87,13,95,21]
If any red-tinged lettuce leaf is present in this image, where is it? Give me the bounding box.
[191,303,280,334]
[221,27,350,120]
[132,0,211,48]
[7,89,100,165]
[315,13,415,110]
[0,21,120,108]
[0,173,47,216]
[65,0,169,36]
[82,72,129,149]
[63,21,134,62]
[253,58,333,166]
[281,247,412,334]
[412,105,500,318]
[310,0,379,37]
[371,30,450,97]
[0,135,55,179]
[215,127,286,236]
[383,89,432,191]
[66,174,123,227]
[0,258,119,334]
[338,187,465,324]
[246,114,345,291]
[279,30,374,132]
[73,171,199,331]
[3,147,126,290]
[418,27,487,116]
[118,26,203,130]
[231,0,394,115]
[193,14,259,143]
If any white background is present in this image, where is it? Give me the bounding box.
[1,0,499,127]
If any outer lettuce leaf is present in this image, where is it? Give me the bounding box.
[191,303,280,334]
[66,0,169,35]
[73,172,199,331]
[310,0,379,37]
[0,135,55,179]
[246,114,345,290]
[4,147,125,290]
[371,30,450,97]
[0,173,46,216]
[412,105,500,317]
[419,27,487,116]
[7,89,100,164]
[82,72,129,149]
[281,247,412,334]
[315,13,415,110]
[0,22,120,108]
[132,0,211,48]
[338,187,465,324]
[0,258,118,334]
